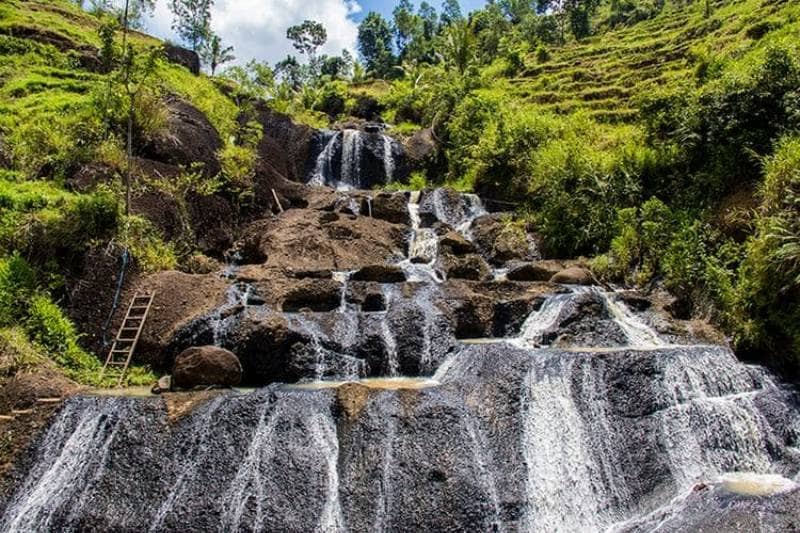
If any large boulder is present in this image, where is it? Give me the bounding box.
[164,43,200,75]
[172,346,242,389]
[403,128,438,166]
[241,209,406,271]
[439,231,476,255]
[469,214,540,265]
[139,96,222,176]
[439,254,490,281]
[506,260,577,282]
[281,279,342,312]
[549,267,596,286]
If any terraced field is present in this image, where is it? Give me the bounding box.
[504,0,795,122]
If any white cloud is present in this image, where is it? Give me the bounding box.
[145,0,361,66]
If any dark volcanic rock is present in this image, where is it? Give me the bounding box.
[439,231,476,255]
[187,193,235,257]
[140,96,222,176]
[164,43,200,74]
[469,214,539,265]
[281,280,341,312]
[172,346,242,389]
[351,265,406,283]
[439,254,490,281]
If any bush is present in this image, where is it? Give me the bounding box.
[0,254,36,326]
[26,294,96,374]
[0,327,45,376]
[733,135,800,371]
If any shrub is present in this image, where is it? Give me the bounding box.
[0,254,37,326]
[535,44,550,63]
[26,294,96,375]
[0,327,45,376]
[732,135,800,371]
[119,216,178,272]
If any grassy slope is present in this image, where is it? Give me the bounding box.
[0,0,236,145]
[496,0,798,123]
[0,0,240,387]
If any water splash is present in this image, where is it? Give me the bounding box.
[511,292,575,349]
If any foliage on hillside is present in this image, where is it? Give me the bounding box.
[0,0,237,385]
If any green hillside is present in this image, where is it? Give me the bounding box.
[503,0,795,121]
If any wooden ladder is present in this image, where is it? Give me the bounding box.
[101,291,155,386]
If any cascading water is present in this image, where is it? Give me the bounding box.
[308,128,398,190]
[398,190,443,283]
[6,184,800,532]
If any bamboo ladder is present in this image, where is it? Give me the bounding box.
[101,291,155,386]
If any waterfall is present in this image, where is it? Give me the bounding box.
[0,398,130,532]
[340,130,363,189]
[521,360,623,531]
[382,135,395,183]
[8,183,800,532]
[149,397,227,531]
[310,130,338,187]
[309,129,398,190]
[511,292,574,348]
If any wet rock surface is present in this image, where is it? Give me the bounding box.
[7,180,799,531]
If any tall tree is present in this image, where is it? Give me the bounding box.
[499,0,533,23]
[357,12,395,78]
[440,0,462,26]
[419,1,439,39]
[441,18,476,75]
[202,33,234,75]
[393,0,419,55]
[286,20,327,63]
[168,0,213,51]
[274,55,304,89]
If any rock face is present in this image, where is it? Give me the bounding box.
[370,192,409,225]
[172,346,242,389]
[469,214,540,265]
[4,344,800,532]
[241,209,406,271]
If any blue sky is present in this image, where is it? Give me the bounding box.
[353,0,486,20]
[145,0,487,67]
